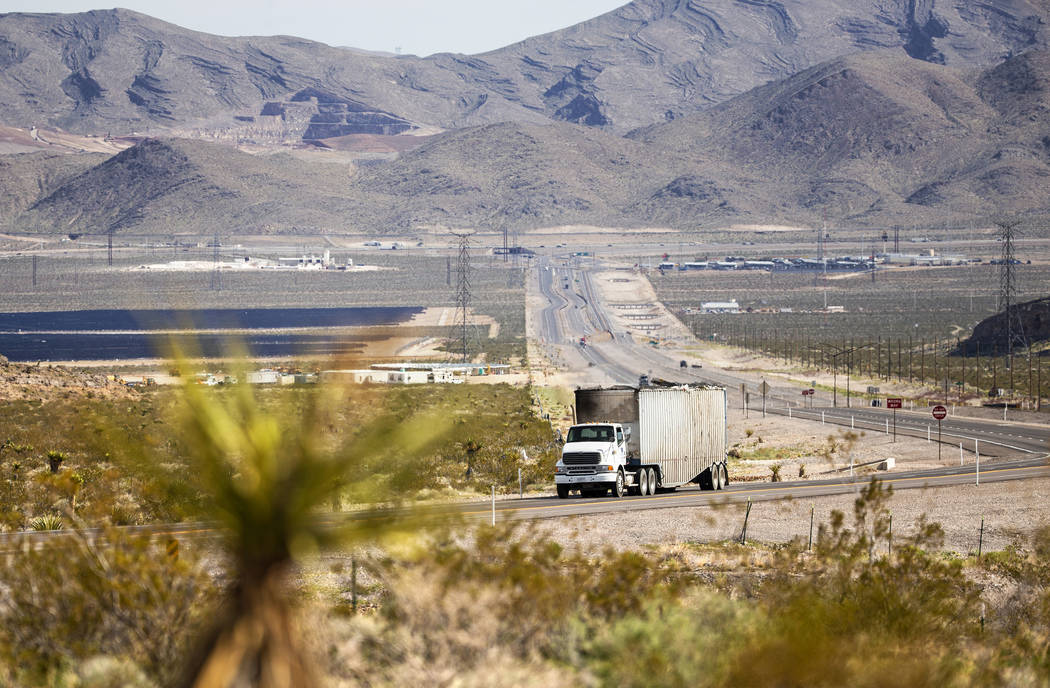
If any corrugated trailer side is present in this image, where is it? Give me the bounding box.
[639,387,727,487]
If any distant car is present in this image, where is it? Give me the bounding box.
[691,363,703,369]
[680,360,688,368]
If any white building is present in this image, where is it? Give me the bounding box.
[700,300,741,314]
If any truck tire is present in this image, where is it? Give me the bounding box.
[699,466,715,490]
[718,463,728,489]
[646,468,657,495]
[610,470,625,498]
[637,467,649,496]
[557,484,570,499]
[722,463,729,486]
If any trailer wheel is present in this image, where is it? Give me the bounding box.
[637,467,649,496]
[718,463,728,489]
[611,470,625,498]
[646,468,657,496]
[557,484,569,499]
[699,466,715,490]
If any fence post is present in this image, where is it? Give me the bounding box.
[927,425,931,443]
[808,505,814,551]
[518,467,523,498]
[888,513,893,556]
[978,517,984,558]
[960,443,964,466]
[491,485,496,526]
[740,498,753,545]
[822,411,825,425]
[351,555,358,613]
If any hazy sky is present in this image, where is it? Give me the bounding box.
[2,1,628,55]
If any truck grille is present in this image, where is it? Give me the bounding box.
[563,451,602,465]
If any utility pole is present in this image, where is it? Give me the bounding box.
[451,231,475,363]
[997,219,1026,381]
[209,232,222,291]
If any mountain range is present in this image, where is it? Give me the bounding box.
[1,1,1049,234]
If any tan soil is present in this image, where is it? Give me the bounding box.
[538,477,1050,554]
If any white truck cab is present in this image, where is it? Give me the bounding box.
[554,422,631,498]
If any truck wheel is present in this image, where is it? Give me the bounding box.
[611,470,625,498]
[637,468,649,496]
[700,466,715,491]
[646,468,658,495]
[719,463,729,489]
[557,484,569,499]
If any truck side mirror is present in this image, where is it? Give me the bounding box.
[624,428,631,439]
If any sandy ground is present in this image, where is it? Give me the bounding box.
[533,477,1050,554]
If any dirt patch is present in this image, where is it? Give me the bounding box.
[541,477,1050,554]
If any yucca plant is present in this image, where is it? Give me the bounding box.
[171,361,452,688]
[28,513,63,531]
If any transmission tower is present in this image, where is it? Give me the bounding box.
[451,231,475,362]
[996,219,1027,373]
[210,232,222,291]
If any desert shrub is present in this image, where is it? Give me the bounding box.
[329,522,690,684]
[0,529,215,687]
[770,463,782,482]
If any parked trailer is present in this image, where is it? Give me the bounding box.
[555,385,728,498]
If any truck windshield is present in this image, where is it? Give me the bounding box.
[566,425,614,442]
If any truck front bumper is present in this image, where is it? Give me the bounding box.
[555,473,615,486]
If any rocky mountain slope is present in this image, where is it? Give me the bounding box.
[631,49,1050,223]
[14,138,371,235]
[12,123,780,234]
[10,46,1050,234]
[0,1,1047,140]
[0,151,107,223]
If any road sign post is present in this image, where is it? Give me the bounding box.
[932,405,947,462]
[887,398,902,441]
[760,380,770,418]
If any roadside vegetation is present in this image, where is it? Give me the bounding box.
[3,460,1049,686]
[0,382,559,532]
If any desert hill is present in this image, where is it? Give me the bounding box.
[0,1,1046,140]
[0,151,107,224]
[10,46,1050,234]
[15,138,371,235]
[631,50,1050,223]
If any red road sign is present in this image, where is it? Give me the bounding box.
[802,389,814,396]
[932,405,947,420]
[887,398,902,409]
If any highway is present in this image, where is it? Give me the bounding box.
[531,256,1047,501]
[1,258,1045,549]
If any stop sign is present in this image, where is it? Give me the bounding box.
[932,405,947,420]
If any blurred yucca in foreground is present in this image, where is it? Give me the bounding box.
[173,363,451,688]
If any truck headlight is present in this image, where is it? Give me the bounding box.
[555,466,565,474]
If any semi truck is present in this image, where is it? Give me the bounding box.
[555,385,729,498]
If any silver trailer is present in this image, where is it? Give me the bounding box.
[574,385,728,490]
